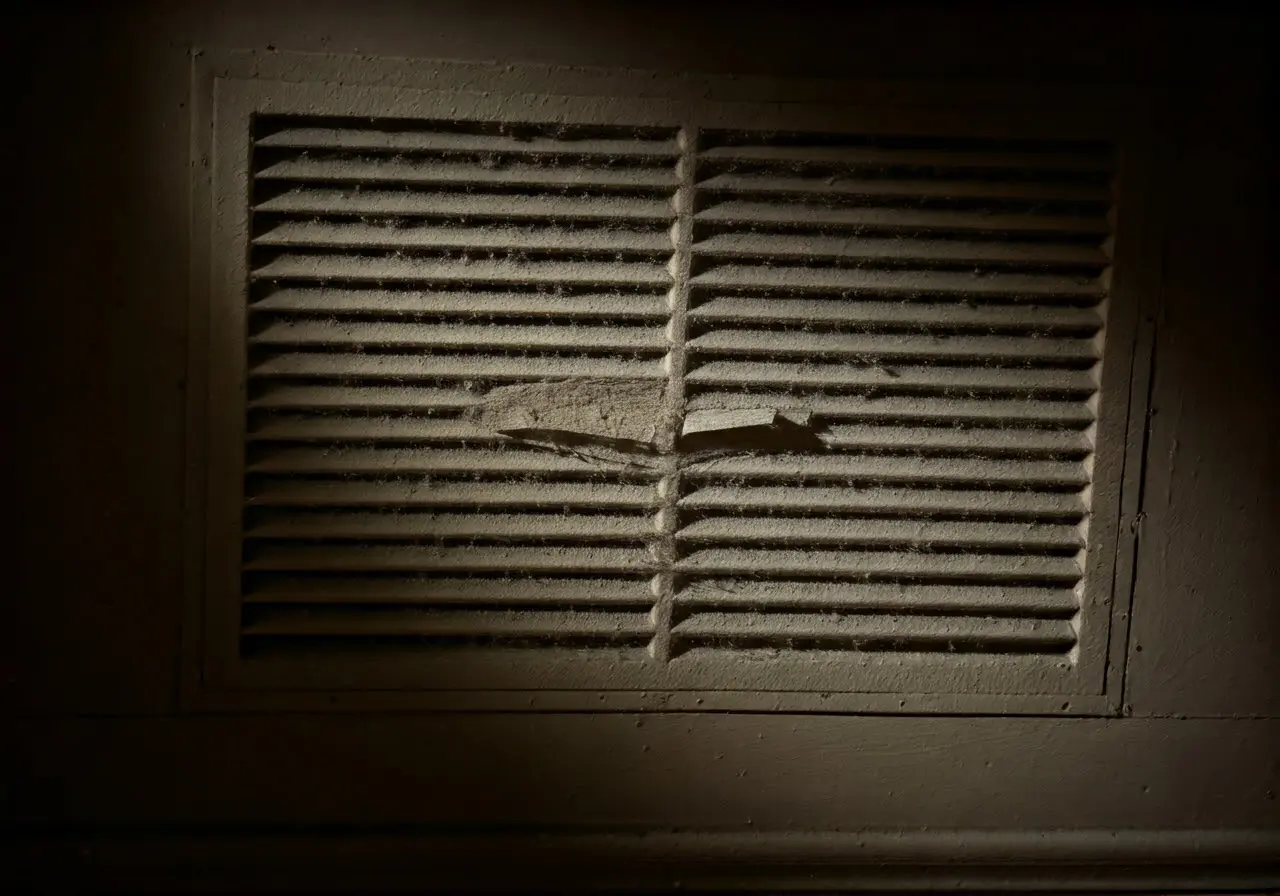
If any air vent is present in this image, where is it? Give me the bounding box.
[676,130,1112,659]
[241,118,680,658]
[201,82,1136,707]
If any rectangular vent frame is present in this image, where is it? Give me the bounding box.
[186,56,1160,714]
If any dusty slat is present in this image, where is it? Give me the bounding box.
[680,486,1084,519]
[698,143,1113,172]
[252,255,671,288]
[678,517,1081,551]
[251,320,668,353]
[243,608,655,639]
[245,545,658,574]
[258,158,676,190]
[687,330,1096,364]
[671,612,1076,649]
[692,234,1110,268]
[250,353,667,382]
[683,454,1089,488]
[692,266,1103,300]
[249,480,659,510]
[819,424,1092,457]
[255,189,674,222]
[246,512,655,542]
[257,128,680,159]
[698,173,1110,203]
[675,580,1078,615]
[247,447,658,478]
[689,298,1102,333]
[676,549,1081,582]
[697,202,1110,235]
[251,289,670,320]
[244,575,655,606]
[247,417,498,443]
[686,361,1096,395]
[255,222,673,255]
[685,392,1095,427]
[249,386,479,412]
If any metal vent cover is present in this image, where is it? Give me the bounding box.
[192,72,1150,713]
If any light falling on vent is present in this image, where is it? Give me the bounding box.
[675,131,1114,659]
[230,114,1119,681]
[241,118,680,656]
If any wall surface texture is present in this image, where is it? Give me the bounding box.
[5,2,1277,891]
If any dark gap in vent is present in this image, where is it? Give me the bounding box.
[242,536,655,549]
[668,636,1072,656]
[692,220,1110,246]
[240,634,654,654]
[673,539,1080,558]
[246,345,669,361]
[697,194,1109,216]
[680,475,1086,493]
[686,286,1105,309]
[697,159,1113,187]
[249,245,672,265]
[669,602,1077,621]
[683,320,1102,339]
[685,351,1098,373]
[676,505,1086,524]
[253,147,681,170]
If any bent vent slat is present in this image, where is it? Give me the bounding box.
[247,447,658,478]
[685,392,1095,427]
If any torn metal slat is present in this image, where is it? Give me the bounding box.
[254,189,675,222]
[671,612,1076,649]
[250,320,669,353]
[680,486,1085,520]
[697,172,1111,203]
[245,512,656,542]
[257,128,680,159]
[675,548,1082,583]
[688,297,1103,333]
[251,255,672,288]
[257,157,677,190]
[251,289,671,320]
[687,330,1097,364]
[243,608,656,639]
[676,517,1082,551]
[243,575,658,607]
[254,222,674,255]
[674,580,1078,615]
[244,545,660,574]
[247,480,660,510]
[250,353,668,382]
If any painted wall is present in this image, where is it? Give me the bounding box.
[6,1,1277,888]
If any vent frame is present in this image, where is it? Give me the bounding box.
[185,55,1160,715]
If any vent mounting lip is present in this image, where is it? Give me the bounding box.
[185,53,1159,715]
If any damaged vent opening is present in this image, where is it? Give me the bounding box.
[232,112,1116,694]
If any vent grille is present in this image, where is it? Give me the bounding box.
[243,119,680,654]
[221,112,1121,693]
[675,130,1113,659]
